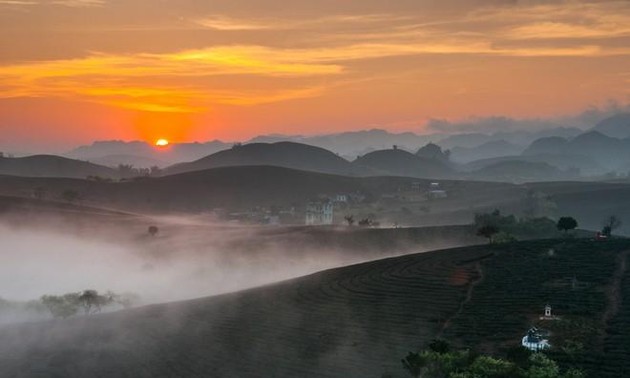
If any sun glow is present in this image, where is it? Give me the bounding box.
[155,138,169,147]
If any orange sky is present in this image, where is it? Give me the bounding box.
[1,0,630,151]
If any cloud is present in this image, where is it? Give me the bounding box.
[0,47,340,112]
[0,0,105,6]
[195,13,410,31]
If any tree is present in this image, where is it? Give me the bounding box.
[428,339,450,354]
[78,290,113,315]
[344,215,355,226]
[557,217,578,233]
[477,225,499,243]
[148,225,159,236]
[32,186,46,200]
[358,218,373,227]
[61,189,80,204]
[401,352,425,378]
[602,215,622,237]
[41,293,80,319]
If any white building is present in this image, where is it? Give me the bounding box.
[305,201,334,225]
[521,327,551,351]
[428,182,448,199]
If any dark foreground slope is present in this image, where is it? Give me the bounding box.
[0,155,118,179]
[1,239,629,377]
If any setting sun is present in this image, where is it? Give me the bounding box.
[155,138,169,147]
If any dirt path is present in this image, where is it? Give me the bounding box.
[437,262,484,338]
[599,250,629,350]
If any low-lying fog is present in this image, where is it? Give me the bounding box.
[0,211,477,325]
[0,224,348,304]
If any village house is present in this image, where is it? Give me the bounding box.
[428,182,448,199]
[305,200,334,225]
[521,327,551,351]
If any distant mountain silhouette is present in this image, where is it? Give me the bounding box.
[464,154,603,176]
[89,154,167,168]
[522,136,569,156]
[450,140,524,163]
[470,160,566,182]
[352,148,454,178]
[521,131,630,172]
[591,113,630,139]
[164,142,358,176]
[0,155,118,179]
[66,140,230,166]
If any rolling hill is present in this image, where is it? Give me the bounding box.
[164,142,359,176]
[469,160,568,183]
[1,239,629,377]
[591,113,630,139]
[0,155,118,179]
[352,148,455,179]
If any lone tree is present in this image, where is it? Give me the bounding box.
[477,225,499,243]
[602,215,622,237]
[557,216,578,233]
[61,189,80,204]
[148,225,159,236]
[344,215,355,226]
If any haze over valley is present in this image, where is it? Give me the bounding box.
[3,0,630,377]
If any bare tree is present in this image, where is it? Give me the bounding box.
[602,215,622,237]
[148,225,159,236]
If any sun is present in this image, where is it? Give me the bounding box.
[155,138,169,147]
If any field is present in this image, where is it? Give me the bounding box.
[1,238,629,377]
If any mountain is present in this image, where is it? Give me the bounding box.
[88,154,168,168]
[450,140,524,163]
[464,154,603,176]
[352,148,454,179]
[0,155,118,179]
[522,131,630,173]
[66,140,230,166]
[2,239,629,377]
[521,136,569,156]
[437,127,582,150]
[591,113,630,139]
[164,142,358,176]
[469,160,567,183]
[250,129,433,159]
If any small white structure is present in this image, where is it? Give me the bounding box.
[305,201,333,225]
[428,182,448,199]
[539,304,559,320]
[521,327,551,351]
[334,194,348,203]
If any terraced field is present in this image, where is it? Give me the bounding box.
[1,239,629,377]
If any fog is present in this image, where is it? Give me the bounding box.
[0,225,354,305]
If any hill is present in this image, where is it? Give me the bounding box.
[66,140,230,165]
[164,142,359,176]
[591,113,630,139]
[1,239,629,377]
[0,155,118,179]
[469,160,568,183]
[352,148,454,179]
[450,139,525,163]
[0,166,517,217]
[521,132,630,173]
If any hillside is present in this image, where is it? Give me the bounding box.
[591,113,630,139]
[469,160,568,183]
[0,155,118,179]
[352,148,454,179]
[0,166,521,217]
[521,132,630,172]
[1,239,629,377]
[164,142,359,176]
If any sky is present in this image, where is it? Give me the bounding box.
[1,0,630,151]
